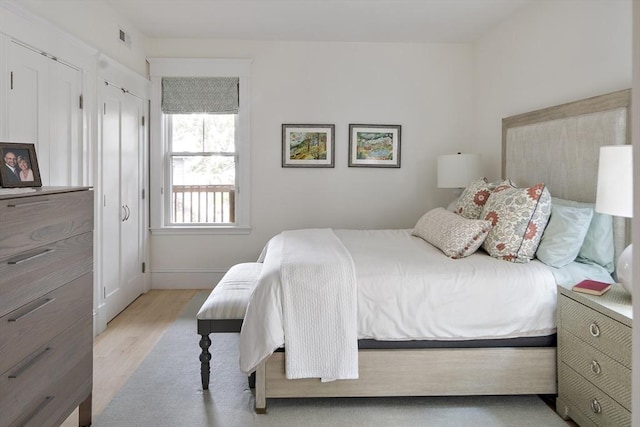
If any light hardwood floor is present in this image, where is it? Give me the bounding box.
[60,289,198,427]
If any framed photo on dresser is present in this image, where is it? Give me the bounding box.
[0,142,42,188]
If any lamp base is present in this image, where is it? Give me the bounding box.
[616,243,632,296]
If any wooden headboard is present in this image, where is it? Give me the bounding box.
[501,89,631,262]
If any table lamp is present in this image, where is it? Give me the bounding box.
[595,145,633,295]
[437,153,482,190]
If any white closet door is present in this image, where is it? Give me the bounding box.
[119,91,144,313]
[7,41,81,186]
[102,84,144,321]
[6,41,47,144]
[48,58,81,185]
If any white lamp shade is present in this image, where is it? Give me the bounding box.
[437,153,482,188]
[595,145,633,218]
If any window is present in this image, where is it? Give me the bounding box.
[149,59,251,233]
[166,113,236,224]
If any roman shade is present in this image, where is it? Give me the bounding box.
[161,77,239,114]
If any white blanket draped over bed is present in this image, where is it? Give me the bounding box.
[279,228,358,380]
[239,228,558,379]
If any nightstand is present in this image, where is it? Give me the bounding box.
[556,284,632,427]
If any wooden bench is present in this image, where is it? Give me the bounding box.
[196,262,262,390]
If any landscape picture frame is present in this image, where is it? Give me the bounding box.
[282,124,335,168]
[0,142,42,187]
[348,124,401,168]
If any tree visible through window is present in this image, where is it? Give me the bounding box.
[167,113,237,224]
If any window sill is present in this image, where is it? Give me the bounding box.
[150,226,252,236]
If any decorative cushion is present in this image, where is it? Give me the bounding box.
[454,178,494,219]
[536,203,593,268]
[552,197,615,272]
[412,207,493,258]
[196,262,262,320]
[481,182,552,263]
[455,178,514,219]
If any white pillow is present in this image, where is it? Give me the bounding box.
[412,208,493,258]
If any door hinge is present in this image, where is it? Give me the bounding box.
[103,103,106,115]
[10,71,13,90]
[141,188,145,199]
[79,94,83,109]
[103,286,106,299]
[142,116,145,126]
[142,262,146,274]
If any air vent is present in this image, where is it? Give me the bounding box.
[119,28,132,48]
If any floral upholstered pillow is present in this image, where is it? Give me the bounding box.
[412,208,493,258]
[454,178,493,219]
[454,178,514,219]
[480,182,552,263]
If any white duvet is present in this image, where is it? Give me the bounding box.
[239,228,558,378]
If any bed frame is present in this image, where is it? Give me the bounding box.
[253,89,632,413]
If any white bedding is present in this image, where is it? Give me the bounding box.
[239,228,558,377]
[279,229,358,381]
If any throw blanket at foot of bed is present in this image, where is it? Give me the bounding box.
[240,229,358,381]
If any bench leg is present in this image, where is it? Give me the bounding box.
[199,333,212,390]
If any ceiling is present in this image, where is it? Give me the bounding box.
[103,0,534,43]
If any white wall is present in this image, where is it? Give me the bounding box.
[13,0,148,76]
[473,0,632,181]
[9,1,633,292]
[146,39,475,287]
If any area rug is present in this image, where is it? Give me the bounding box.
[94,291,568,427]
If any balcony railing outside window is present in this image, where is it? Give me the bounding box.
[172,185,235,224]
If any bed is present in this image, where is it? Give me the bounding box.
[240,89,631,413]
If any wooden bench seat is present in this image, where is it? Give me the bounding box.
[196,262,262,389]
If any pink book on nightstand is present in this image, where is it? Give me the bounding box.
[572,280,612,296]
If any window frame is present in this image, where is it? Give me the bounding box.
[148,58,251,234]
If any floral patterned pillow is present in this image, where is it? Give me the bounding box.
[412,207,493,258]
[455,178,507,219]
[480,182,552,263]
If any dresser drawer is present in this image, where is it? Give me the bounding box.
[560,331,631,410]
[559,363,631,427]
[0,272,92,375]
[559,295,631,367]
[0,190,93,260]
[0,317,92,426]
[6,352,92,427]
[0,231,93,317]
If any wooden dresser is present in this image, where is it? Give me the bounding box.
[0,187,94,427]
[556,284,632,427]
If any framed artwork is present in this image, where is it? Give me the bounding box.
[282,124,335,168]
[348,124,401,168]
[0,142,42,187]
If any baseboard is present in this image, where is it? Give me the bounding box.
[150,270,228,289]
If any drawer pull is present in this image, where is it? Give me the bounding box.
[590,360,602,375]
[20,395,55,426]
[7,199,51,208]
[8,248,55,265]
[8,347,51,379]
[590,398,602,414]
[8,298,56,322]
[589,322,600,337]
